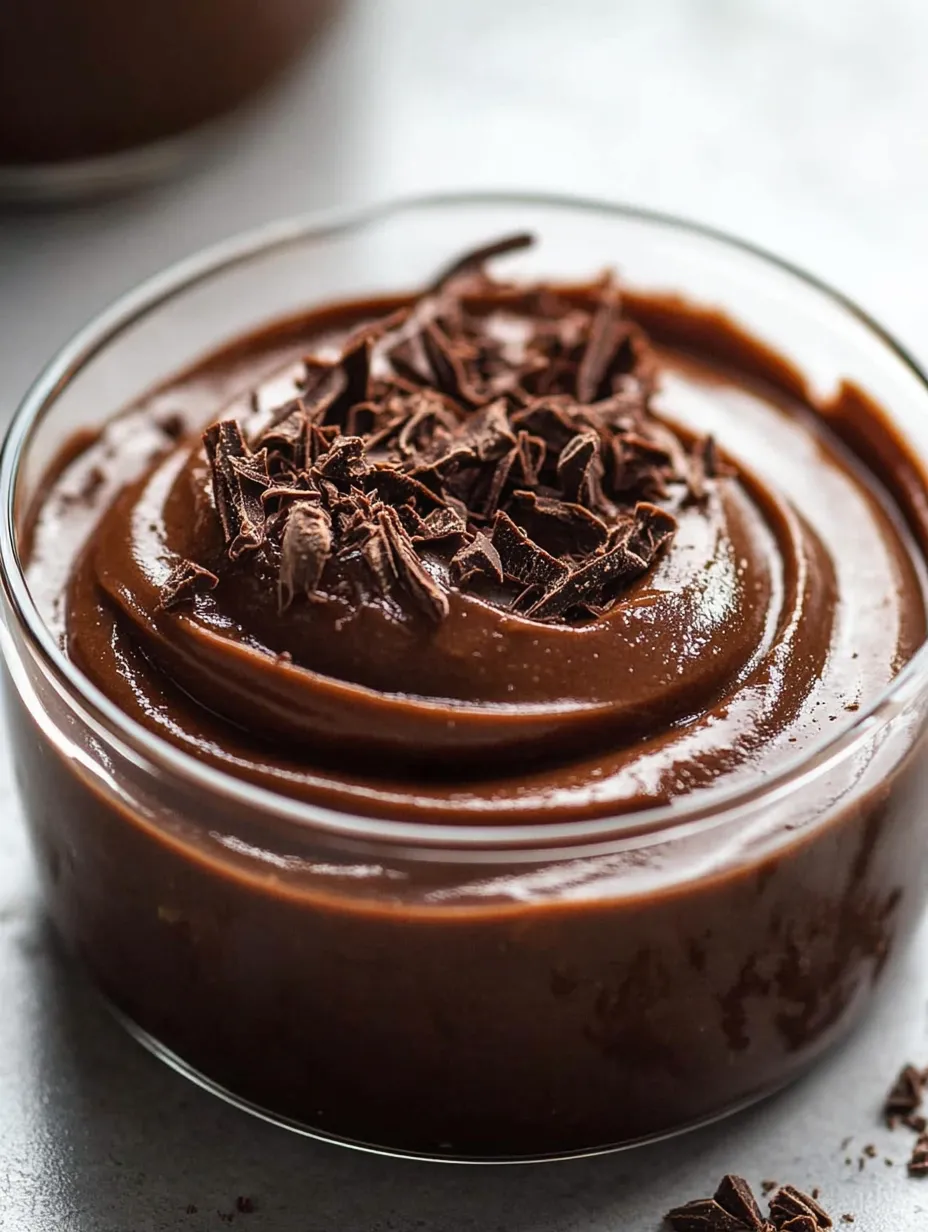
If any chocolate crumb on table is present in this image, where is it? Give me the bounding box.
[235,1196,255,1214]
[908,1133,928,1176]
[882,1063,925,1126]
[665,1175,836,1231]
[879,1060,928,1177]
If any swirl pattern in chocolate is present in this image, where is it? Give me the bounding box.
[26,238,928,824]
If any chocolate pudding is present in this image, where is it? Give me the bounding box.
[11,234,928,1157]
[0,0,336,169]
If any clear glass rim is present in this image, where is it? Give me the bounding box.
[3,188,928,854]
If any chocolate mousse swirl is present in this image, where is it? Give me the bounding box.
[191,243,698,632]
[31,237,926,823]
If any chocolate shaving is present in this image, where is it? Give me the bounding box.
[367,467,444,511]
[665,1199,752,1232]
[688,434,732,503]
[576,289,627,403]
[510,491,609,557]
[330,330,373,421]
[491,511,568,590]
[513,430,546,486]
[451,532,503,585]
[557,431,603,506]
[612,428,677,497]
[378,506,449,621]
[414,506,468,542]
[156,559,218,612]
[388,335,433,388]
[667,1178,834,1232]
[464,399,517,461]
[278,502,332,610]
[262,482,318,508]
[427,231,534,292]
[421,323,482,405]
[257,399,310,458]
[884,1063,925,1125]
[627,501,678,560]
[526,534,645,619]
[204,421,268,558]
[395,395,458,457]
[511,399,581,454]
[204,234,713,625]
[228,449,272,489]
[714,1175,766,1230]
[909,1133,928,1176]
[299,363,349,424]
[315,436,369,482]
[359,520,396,594]
[768,1186,832,1229]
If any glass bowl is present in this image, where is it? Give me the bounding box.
[3,192,928,1163]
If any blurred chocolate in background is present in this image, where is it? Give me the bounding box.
[0,0,338,198]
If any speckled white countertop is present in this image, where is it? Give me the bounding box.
[2,2,928,1227]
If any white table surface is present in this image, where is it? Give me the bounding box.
[2,2,928,1227]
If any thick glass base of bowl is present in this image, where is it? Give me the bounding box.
[103,987,881,1164]
[8,654,928,1161]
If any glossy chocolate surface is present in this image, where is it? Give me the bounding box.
[26,252,927,823]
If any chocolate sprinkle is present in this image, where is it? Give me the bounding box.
[202,235,722,624]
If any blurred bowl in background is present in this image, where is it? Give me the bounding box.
[0,0,339,202]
